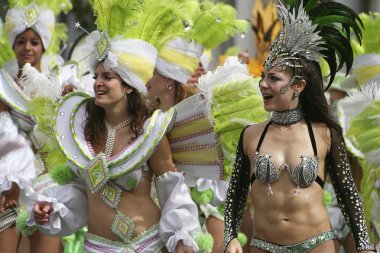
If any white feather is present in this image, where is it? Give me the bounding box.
[20,63,62,101]
[196,56,251,122]
[340,81,380,117]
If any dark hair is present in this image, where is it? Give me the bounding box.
[174,81,197,104]
[84,81,150,148]
[298,57,342,134]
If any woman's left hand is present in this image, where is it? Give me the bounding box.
[175,240,196,253]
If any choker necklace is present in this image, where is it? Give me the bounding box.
[104,118,132,158]
[271,107,304,126]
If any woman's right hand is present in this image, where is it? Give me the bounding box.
[225,238,242,253]
[33,202,53,225]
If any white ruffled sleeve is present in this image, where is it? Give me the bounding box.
[0,112,36,196]
[156,171,201,252]
[25,176,88,237]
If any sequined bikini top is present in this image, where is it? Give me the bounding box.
[251,120,324,195]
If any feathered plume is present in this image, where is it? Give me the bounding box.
[123,0,192,50]
[197,57,267,178]
[90,0,140,38]
[341,81,380,118]
[19,63,66,172]
[282,0,363,89]
[186,1,249,49]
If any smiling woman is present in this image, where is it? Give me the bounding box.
[22,0,203,252]
[13,29,44,73]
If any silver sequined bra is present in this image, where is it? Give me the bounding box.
[251,120,323,194]
[253,153,319,187]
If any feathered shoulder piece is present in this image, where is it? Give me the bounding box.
[266,0,363,88]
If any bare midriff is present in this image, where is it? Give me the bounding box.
[250,174,331,245]
[87,173,160,242]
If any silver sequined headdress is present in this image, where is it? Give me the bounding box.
[265,0,363,89]
[264,2,323,80]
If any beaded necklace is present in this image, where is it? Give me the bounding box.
[104,118,131,158]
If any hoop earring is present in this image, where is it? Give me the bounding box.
[123,93,127,100]
[166,83,172,90]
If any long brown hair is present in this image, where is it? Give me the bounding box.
[84,81,150,148]
[297,57,342,134]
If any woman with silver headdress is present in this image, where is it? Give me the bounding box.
[224,1,376,253]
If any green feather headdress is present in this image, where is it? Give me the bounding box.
[267,0,363,89]
[84,0,190,94]
[90,0,140,39]
[122,0,192,50]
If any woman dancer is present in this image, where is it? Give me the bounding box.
[224,1,376,252]
[27,0,201,252]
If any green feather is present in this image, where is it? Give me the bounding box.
[9,0,72,15]
[237,232,248,246]
[90,0,140,37]
[27,96,68,172]
[124,0,190,50]
[187,1,249,49]
[195,232,214,253]
[191,187,213,205]
[16,207,38,235]
[351,12,380,56]
[349,100,380,153]
[0,37,15,67]
[49,163,75,185]
[211,77,267,179]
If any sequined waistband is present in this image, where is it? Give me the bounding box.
[250,230,336,253]
[84,224,163,253]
